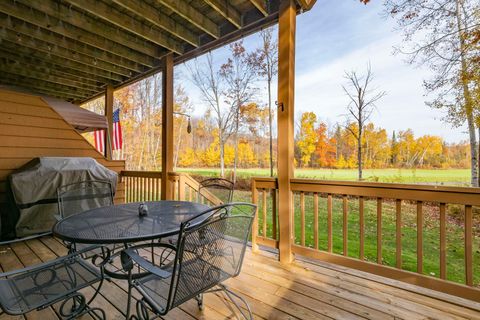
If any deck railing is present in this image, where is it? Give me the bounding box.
[120,170,222,206]
[251,177,480,302]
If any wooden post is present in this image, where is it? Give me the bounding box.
[104,85,114,160]
[161,53,174,200]
[277,0,296,264]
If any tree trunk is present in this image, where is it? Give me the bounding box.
[358,131,363,180]
[456,0,478,187]
[232,106,240,183]
[268,78,274,177]
[219,135,225,178]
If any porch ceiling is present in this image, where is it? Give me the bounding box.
[0,0,314,104]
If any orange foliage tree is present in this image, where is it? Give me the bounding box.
[315,122,337,167]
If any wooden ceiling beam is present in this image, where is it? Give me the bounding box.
[0,42,124,84]
[156,0,220,39]
[112,0,199,47]
[0,48,111,85]
[204,0,242,29]
[0,74,93,100]
[0,27,133,78]
[0,66,99,94]
[297,0,317,10]
[0,48,102,88]
[65,0,184,54]
[250,0,269,16]
[0,81,86,101]
[0,57,102,90]
[0,15,145,74]
[10,0,162,60]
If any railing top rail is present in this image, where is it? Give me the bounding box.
[251,176,480,205]
[251,176,480,194]
[290,178,480,194]
[120,170,162,178]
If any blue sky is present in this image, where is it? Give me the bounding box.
[175,0,467,143]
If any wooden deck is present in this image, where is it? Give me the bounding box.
[1,237,480,320]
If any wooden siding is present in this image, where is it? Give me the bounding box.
[0,89,125,207]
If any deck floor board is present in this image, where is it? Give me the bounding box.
[1,237,479,320]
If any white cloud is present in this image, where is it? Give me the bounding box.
[294,33,467,143]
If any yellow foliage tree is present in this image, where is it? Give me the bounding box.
[296,112,318,167]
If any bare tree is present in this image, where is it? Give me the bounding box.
[188,53,235,177]
[385,0,480,186]
[255,27,278,177]
[343,65,386,179]
[220,41,258,182]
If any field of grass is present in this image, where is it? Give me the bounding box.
[177,167,471,186]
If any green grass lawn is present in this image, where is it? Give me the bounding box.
[177,167,471,185]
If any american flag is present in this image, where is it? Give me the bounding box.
[112,108,123,150]
[94,129,105,154]
[94,109,122,153]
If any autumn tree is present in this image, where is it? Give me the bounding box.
[173,85,193,169]
[254,27,278,177]
[220,41,258,182]
[385,0,480,186]
[296,112,318,167]
[315,122,337,167]
[390,131,398,166]
[342,65,386,179]
[188,53,235,178]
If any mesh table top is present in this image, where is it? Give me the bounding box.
[53,201,210,244]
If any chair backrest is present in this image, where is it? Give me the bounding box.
[57,180,114,219]
[168,202,255,309]
[197,178,234,205]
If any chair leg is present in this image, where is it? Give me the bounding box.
[58,292,106,320]
[195,293,204,310]
[218,284,253,320]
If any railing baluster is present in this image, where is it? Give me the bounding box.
[127,177,131,203]
[132,177,139,202]
[396,199,402,269]
[440,203,446,280]
[148,178,152,201]
[292,192,295,243]
[465,205,473,286]
[314,192,319,250]
[143,177,147,202]
[300,192,305,246]
[377,198,382,264]
[417,201,423,274]
[251,181,259,252]
[272,189,277,240]
[343,195,348,256]
[359,196,364,260]
[262,189,267,237]
[327,194,333,252]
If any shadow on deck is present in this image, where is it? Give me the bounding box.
[1,237,479,320]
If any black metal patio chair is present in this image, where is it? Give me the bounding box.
[197,178,235,205]
[0,245,109,319]
[57,180,114,220]
[57,180,114,254]
[121,202,256,320]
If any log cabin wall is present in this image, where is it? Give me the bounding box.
[0,88,126,209]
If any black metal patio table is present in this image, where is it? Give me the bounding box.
[53,200,210,279]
